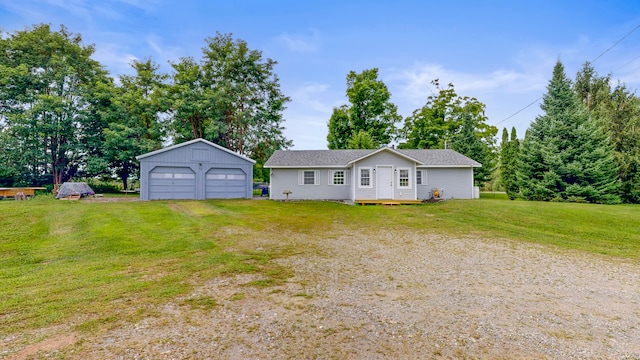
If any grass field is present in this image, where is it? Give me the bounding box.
[1,195,639,339]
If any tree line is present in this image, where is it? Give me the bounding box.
[2,24,638,204]
[324,60,640,204]
[0,24,290,189]
[326,68,498,186]
[499,60,640,204]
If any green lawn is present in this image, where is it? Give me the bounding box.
[1,196,639,337]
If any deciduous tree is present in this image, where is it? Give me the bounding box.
[451,112,491,186]
[347,130,376,149]
[102,59,168,190]
[400,80,497,152]
[168,33,292,178]
[327,68,400,148]
[0,24,111,186]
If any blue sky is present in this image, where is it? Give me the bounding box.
[2,1,640,149]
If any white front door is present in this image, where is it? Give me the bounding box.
[376,166,393,199]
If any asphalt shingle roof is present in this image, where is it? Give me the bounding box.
[264,148,481,168]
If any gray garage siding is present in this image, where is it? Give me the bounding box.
[137,139,255,200]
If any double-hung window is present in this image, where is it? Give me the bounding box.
[299,170,319,185]
[358,167,372,188]
[397,168,411,189]
[329,170,348,185]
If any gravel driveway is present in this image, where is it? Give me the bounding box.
[12,229,640,359]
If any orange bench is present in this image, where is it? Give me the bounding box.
[0,187,47,199]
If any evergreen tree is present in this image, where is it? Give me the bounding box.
[601,83,640,203]
[574,63,640,203]
[574,62,611,113]
[499,127,520,200]
[517,60,620,203]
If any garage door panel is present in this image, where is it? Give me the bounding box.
[149,166,196,200]
[205,168,247,199]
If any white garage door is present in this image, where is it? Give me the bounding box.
[149,166,196,200]
[206,168,247,199]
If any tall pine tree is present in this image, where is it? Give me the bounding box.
[499,127,519,200]
[574,63,640,203]
[517,60,620,203]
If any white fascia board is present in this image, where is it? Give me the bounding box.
[346,147,423,165]
[417,164,481,168]
[265,165,350,169]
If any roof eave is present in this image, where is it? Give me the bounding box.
[264,165,351,169]
[416,164,482,168]
[136,138,256,164]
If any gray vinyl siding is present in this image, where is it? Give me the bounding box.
[265,148,479,202]
[269,168,351,200]
[138,140,253,200]
[353,151,417,200]
[416,167,475,199]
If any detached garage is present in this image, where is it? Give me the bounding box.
[137,138,255,200]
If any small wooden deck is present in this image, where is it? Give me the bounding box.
[355,199,423,206]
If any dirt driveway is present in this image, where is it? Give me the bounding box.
[7,230,640,359]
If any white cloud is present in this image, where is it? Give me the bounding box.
[287,83,336,113]
[146,35,183,66]
[112,0,159,13]
[92,42,138,77]
[44,0,91,18]
[388,62,548,110]
[281,82,338,149]
[282,110,329,150]
[276,30,320,53]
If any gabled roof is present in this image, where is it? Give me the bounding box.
[346,147,423,165]
[136,138,256,163]
[397,149,482,167]
[264,150,372,168]
[264,148,481,168]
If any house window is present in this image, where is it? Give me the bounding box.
[329,170,348,185]
[298,170,319,185]
[304,171,315,185]
[359,167,372,188]
[416,170,427,185]
[397,168,411,188]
